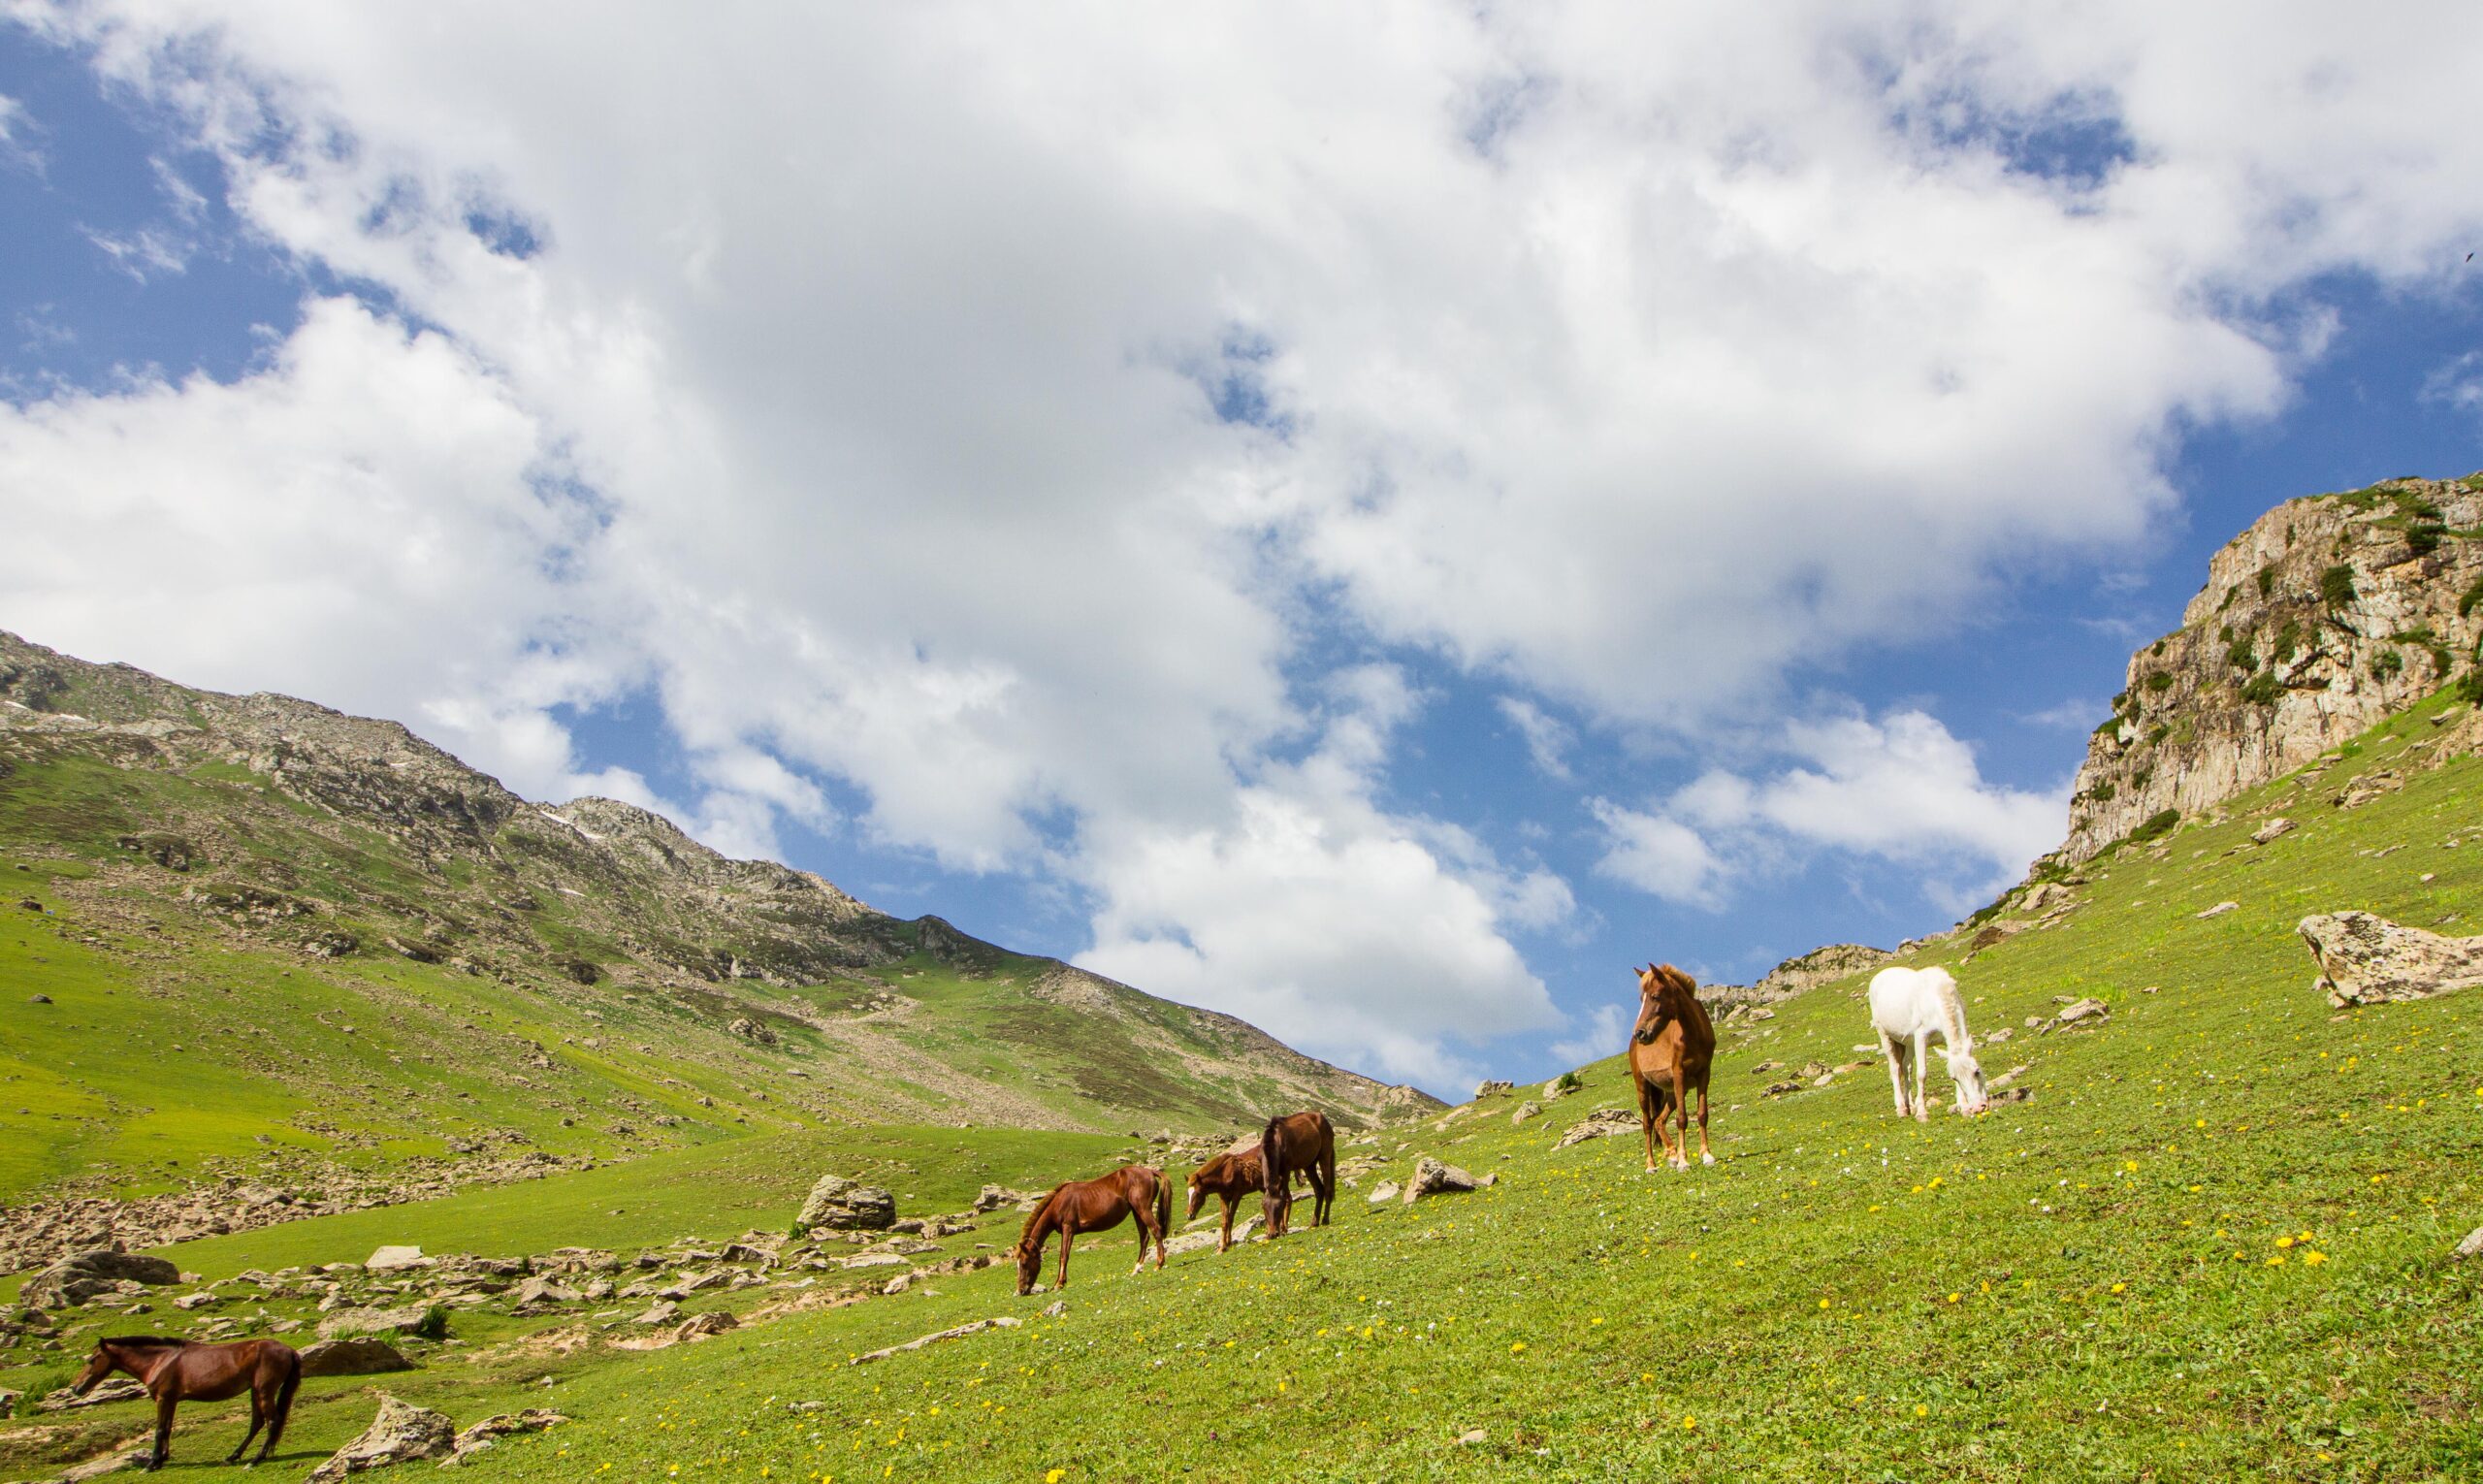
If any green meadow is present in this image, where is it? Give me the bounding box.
[5,692,2480,1480]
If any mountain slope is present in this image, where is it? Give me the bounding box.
[0,630,1431,1228]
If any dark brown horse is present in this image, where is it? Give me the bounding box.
[1185,1147,1271,1253]
[1628,963,1716,1172]
[1257,1110,1337,1238]
[1014,1164,1171,1295]
[72,1335,301,1470]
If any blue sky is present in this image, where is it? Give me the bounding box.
[3,7,2479,1097]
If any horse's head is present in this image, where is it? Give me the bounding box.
[1184,1165,1211,1222]
[71,1342,116,1396]
[1632,964,1673,1044]
[1946,1050,1990,1116]
[1013,1242,1041,1296]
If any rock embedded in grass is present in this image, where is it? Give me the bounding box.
[2299,911,2483,1007]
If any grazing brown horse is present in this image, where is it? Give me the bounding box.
[1014,1164,1172,1295]
[1257,1110,1338,1238]
[1185,1147,1271,1253]
[1628,963,1716,1173]
[72,1335,301,1470]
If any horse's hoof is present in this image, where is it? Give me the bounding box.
[1700,1153,1715,1166]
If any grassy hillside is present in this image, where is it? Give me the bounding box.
[10,691,2477,1480]
[0,630,1426,1236]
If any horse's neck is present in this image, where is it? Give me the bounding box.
[1936,982,1972,1053]
[112,1345,175,1382]
[1018,1197,1059,1250]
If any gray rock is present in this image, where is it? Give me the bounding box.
[306,1393,457,1482]
[1368,1182,1401,1204]
[2252,817,2296,844]
[1541,1071,1582,1103]
[1472,1080,1512,1098]
[22,1250,180,1309]
[299,1338,414,1377]
[1041,1300,1068,1319]
[2046,998,2111,1031]
[1402,1156,1480,1203]
[1552,1108,1637,1149]
[315,1304,432,1340]
[513,1275,580,1309]
[2301,911,2483,1008]
[364,1244,429,1273]
[676,1310,739,1340]
[632,1301,680,1326]
[2195,901,2239,919]
[797,1175,897,1233]
[40,1377,147,1411]
[1508,1100,1541,1126]
[2455,1227,2483,1261]
[445,1409,567,1465]
[971,1183,1042,1213]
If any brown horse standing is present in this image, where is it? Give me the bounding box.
[1185,1147,1272,1253]
[1014,1164,1172,1295]
[1628,963,1716,1172]
[72,1336,302,1470]
[1257,1110,1338,1238]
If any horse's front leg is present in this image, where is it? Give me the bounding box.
[1217,1197,1234,1254]
[148,1392,177,1470]
[1911,1032,1932,1120]
[1667,1079,1691,1171]
[1632,1070,1658,1173]
[1694,1082,1714,1166]
[228,1389,265,1463]
[1056,1231,1075,1289]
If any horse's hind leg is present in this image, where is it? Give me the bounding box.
[1057,1231,1075,1289]
[1880,1032,1910,1117]
[1694,1081,1713,1166]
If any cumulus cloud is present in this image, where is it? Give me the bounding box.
[1596,710,2070,914]
[1548,1001,1632,1070]
[3,3,2479,1086]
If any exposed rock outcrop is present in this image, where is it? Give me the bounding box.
[22,1250,179,1308]
[2300,911,2483,1007]
[2061,475,2483,861]
[797,1175,897,1233]
[306,1394,458,1481]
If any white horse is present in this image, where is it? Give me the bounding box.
[1867,966,1989,1119]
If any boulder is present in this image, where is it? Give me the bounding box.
[364,1245,429,1273]
[2301,911,2483,1008]
[446,1409,566,1465]
[306,1394,457,1482]
[676,1310,739,1341]
[1508,1100,1541,1126]
[1541,1071,1582,1103]
[2334,770,2402,809]
[797,1175,896,1233]
[2455,1227,2483,1261]
[22,1250,181,1308]
[1401,1156,1482,1203]
[299,1338,414,1377]
[971,1184,1042,1213]
[512,1276,580,1310]
[1472,1080,1513,1098]
[40,1377,147,1411]
[1367,1182,1402,1204]
[632,1301,680,1326]
[315,1305,433,1340]
[726,1016,778,1045]
[2050,998,2110,1030]
[2195,901,2239,919]
[2252,817,2297,844]
[1552,1108,1638,1149]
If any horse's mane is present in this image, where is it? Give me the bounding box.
[1933,970,1974,1058]
[1016,1185,1064,1250]
[100,1336,191,1347]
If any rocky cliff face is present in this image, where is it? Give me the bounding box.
[2060,475,2483,861]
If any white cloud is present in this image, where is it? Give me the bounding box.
[1598,710,2070,914]
[1497,695,1574,780]
[1590,797,1728,907]
[4,4,2480,1085]
[1548,1001,1632,1070]
[2016,697,2107,729]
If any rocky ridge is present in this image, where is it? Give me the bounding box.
[2061,474,2483,861]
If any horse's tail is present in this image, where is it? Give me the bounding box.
[265,1343,303,1452]
[1154,1169,1173,1249]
